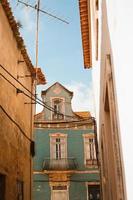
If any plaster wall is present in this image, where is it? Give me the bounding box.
[103,2,133,198]
[97,0,133,199]
[42,84,74,121]
[0,4,34,200]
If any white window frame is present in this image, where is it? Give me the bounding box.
[83,133,97,167]
[50,97,65,120]
[50,133,67,160]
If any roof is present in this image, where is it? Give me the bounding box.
[1,0,46,85]
[34,111,44,121]
[79,0,92,68]
[74,111,91,118]
[41,82,73,96]
[33,68,46,85]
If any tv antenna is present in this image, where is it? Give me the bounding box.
[17,0,69,113]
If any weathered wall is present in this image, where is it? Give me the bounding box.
[33,128,99,200]
[102,0,133,199]
[33,128,95,171]
[99,0,127,199]
[42,83,75,120]
[0,3,34,200]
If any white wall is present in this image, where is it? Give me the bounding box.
[102,0,133,199]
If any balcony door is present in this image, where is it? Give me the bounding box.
[50,134,67,169]
[50,134,67,160]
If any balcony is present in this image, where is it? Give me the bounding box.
[43,158,78,170]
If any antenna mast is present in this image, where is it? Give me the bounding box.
[17,0,69,113]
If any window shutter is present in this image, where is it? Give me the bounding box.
[86,140,90,160]
[60,138,66,158]
[93,139,97,159]
[50,137,56,159]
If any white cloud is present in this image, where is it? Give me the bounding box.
[36,82,95,116]
[65,82,95,116]
[21,7,36,32]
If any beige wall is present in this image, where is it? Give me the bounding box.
[0,4,34,200]
[99,0,126,199]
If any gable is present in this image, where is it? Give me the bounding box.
[41,82,73,98]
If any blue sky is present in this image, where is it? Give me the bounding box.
[9,0,93,113]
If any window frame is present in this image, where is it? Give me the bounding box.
[50,133,67,160]
[50,97,65,120]
[17,180,24,200]
[86,182,100,200]
[83,133,97,167]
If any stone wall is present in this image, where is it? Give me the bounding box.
[0,2,34,200]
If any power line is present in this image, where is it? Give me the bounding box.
[0,73,54,112]
[1,72,93,127]
[0,70,94,122]
[0,64,93,120]
[0,105,32,142]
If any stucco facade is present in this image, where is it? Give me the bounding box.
[33,82,100,200]
[0,1,45,199]
[79,0,128,199]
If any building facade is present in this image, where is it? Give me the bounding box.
[0,1,46,199]
[33,82,100,200]
[79,0,131,199]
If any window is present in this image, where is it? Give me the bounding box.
[50,134,67,160]
[83,134,97,166]
[17,180,23,200]
[56,138,61,159]
[88,185,100,200]
[95,0,99,10]
[0,174,6,200]
[52,98,64,120]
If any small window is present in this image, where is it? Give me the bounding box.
[96,0,99,10]
[17,180,23,200]
[52,99,64,120]
[0,174,6,200]
[56,138,61,159]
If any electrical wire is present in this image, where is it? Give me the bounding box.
[0,105,32,142]
[0,64,55,111]
[0,73,55,112]
[0,64,93,120]
[0,73,95,129]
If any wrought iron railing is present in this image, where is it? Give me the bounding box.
[43,158,78,170]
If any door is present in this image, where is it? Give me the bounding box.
[52,190,68,200]
[88,185,100,200]
[0,174,6,200]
